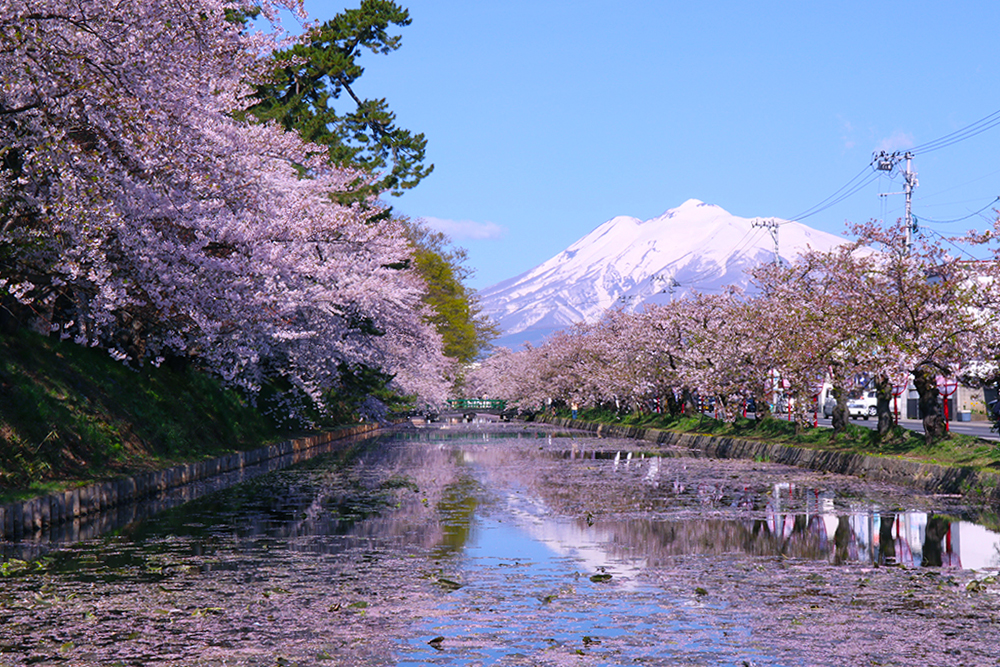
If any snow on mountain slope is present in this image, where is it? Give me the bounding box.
[480,199,848,349]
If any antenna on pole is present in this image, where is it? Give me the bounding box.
[751,218,780,265]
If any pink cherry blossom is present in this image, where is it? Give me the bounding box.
[0,0,450,419]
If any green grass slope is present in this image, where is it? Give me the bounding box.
[0,329,285,502]
[558,406,1000,470]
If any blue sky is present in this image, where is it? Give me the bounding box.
[302,1,1000,289]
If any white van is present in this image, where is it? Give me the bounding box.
[847,391,878,419]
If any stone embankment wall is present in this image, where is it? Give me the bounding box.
[541,416,1000,503]
[0,423,381,542]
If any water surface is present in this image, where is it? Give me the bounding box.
[1,422,999,666]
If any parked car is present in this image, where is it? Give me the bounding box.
[822,396,836,418]
[847,391,878,420]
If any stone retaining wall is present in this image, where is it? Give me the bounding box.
[540,416,1000,503]
[0,422,382,542]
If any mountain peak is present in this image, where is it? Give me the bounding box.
[655,198,725,220]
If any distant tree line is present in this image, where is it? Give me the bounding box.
[468,220,1000,444]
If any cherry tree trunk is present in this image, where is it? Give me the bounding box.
[682,388,699,415]
[666,392,683,417]
[875,376,894,438]
[830,385,849,433]
[912,367,945,444]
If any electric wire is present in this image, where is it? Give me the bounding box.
[915,167,1000,201]
[724,227,768,265]
[781,165,880,223]
[648,109,1000,302]
[779,107,1000,229]
[917,196,1000,225]
[879,172,889,223]
[678,227,772,293]
[649,226,769,297]
[725,227,771,267]
[910,108,1000,155]
[790,170,882,224]
[921,227,989,262]
[652,219,760,289]
[690,227,770,283]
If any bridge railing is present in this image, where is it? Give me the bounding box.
[447,398,507,411]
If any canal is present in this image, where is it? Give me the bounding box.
[2,422,999,666]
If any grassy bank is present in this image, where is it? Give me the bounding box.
[0,329,292,503]
[559,406,1000,471]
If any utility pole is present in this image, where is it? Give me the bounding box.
[903,151,917,252]
[666,276,679,302]
[652,273,681,302]
[874,150,918,253]
[751,218,780,265]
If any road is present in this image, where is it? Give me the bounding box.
[784,413,1000,441]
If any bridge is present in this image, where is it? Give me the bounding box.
[446,398,508,412]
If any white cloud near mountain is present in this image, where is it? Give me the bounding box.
[421,216,505,240]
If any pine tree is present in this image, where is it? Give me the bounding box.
[247,0,433,202]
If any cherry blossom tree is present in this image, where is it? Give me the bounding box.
[551,312,645,412]
[847,221,996,442]
[963,217,1000,387]
[751,244,878,433]
[753,220,995,441]
[665,291,771,421]
[0,0,450,421]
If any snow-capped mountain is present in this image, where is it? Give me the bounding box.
[480,199,848,349]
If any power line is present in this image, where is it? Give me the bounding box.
[778,107,1000,228]
[873,151,918,252]
[921,227,989,262]
[726,227,769,266]
[652,221,762,288]
[782,166,881,223]
[914,167,1000,202]
[685,227,769,284]
[910,108,1000,155]
[916,196,999,225]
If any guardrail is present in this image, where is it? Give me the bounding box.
[446,398,507,411]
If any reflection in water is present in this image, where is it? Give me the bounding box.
[460,444,1000,574]
[4,438,477,584]
[4,434,999,575]
[535,484,1000,573]
[485,484,1000,582]
[401,440,1000,665]
[3,427,1000,666]
[0,432,397,561]
[760,483,1000,569]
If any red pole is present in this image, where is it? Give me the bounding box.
[943,393,950,433]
